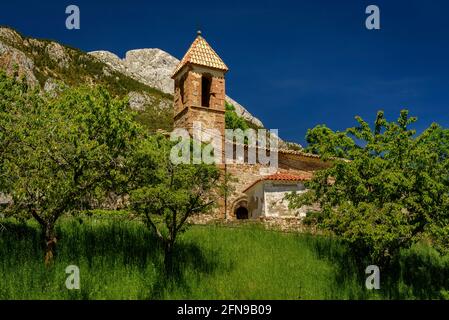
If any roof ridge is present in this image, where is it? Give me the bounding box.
[172,34,228,77]
[243,172,313,193]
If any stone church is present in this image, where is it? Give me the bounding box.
[171,32,330,221]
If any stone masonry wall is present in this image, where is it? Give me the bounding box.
[225,161,313,220]
[173,67,226,135]
[172,62,327,225]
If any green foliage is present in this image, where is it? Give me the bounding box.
[0,27,173,132]
[128,134,221,274]
[0,72,141,263]
[304,124,356,159]
[288,110,449,266]
[225,102,250,131]
[133,107,173,133]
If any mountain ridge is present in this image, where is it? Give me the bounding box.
[89,48,264,128]
[0,26,301,149]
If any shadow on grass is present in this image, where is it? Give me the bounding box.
[0,220,43,255]
[0,220,42,239]
[55,217,162,270]
[1,217,226,300]
[146,241,224,299]
[304,233,449,299]
[5,218,449,300]
[302,234,379,299]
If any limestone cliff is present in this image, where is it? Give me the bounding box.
[89,49,264,128]
[0,26,174,131]
[0,26,301,148]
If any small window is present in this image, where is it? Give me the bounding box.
[179,75,186,104]
[201,74,212,107]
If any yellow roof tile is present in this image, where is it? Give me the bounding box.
[172,33,229,77]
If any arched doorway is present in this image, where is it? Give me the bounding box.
[235,206,249,220]
[230,195,249,220]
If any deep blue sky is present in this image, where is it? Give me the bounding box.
[1,0,448,145]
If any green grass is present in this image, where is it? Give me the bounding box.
[170,228,371,300]
[0,216,447,300]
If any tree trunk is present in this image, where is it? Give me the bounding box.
[163,241,174,276]
[44,224,57,266]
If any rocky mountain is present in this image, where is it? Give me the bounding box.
[89,49,264,128]
[0,28,39,87]
[0,26,263,129]
[89,49,178,96]
[0,26,174,132]
[0,26,301,149]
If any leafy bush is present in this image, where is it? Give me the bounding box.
[225,102,249,130]
[288,110,449,266]
[134,107,173,133]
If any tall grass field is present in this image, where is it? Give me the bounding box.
[0,216,448,300]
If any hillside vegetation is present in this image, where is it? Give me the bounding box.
[0,26,262,135]
[0,26,173,132]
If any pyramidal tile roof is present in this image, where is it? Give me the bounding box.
[172,33,229,77]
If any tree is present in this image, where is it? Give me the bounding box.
[129,134,220,275]
[225,102,249,131]
[287,110,449,266]
[0,73,140,265]
[217,170,238,220]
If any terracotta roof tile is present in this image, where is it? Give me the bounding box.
[264,173,313,182]
[172,35,228,77]
[243,172,313,193]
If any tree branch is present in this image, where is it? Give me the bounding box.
[144,211,164,242]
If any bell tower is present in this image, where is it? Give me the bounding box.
[171,31,228,136]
